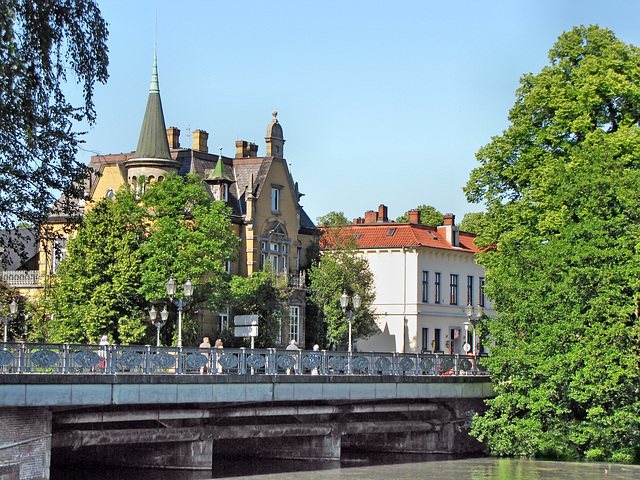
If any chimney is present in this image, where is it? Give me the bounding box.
[192,129,208,152]
[438,213,460,247]
[235,140,258,158]
[378,204,388,222]
[408,210,420,224]
[364,210,377,224]
[444,213,455,226]
[166,127,180,149]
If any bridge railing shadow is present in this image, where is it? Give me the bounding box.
[0,342,489,376]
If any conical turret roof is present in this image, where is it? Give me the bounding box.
[133,54,171,160]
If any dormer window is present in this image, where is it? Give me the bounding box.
[222,183,229,202]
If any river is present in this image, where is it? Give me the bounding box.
[51,455,640,479]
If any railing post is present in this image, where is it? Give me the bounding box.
[144,345,151,374]
[177,346,183,374]
[239,347,246,375]
[392,352,398,376]
[19,342,26,374]
[63,343,70,373]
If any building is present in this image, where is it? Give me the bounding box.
[31,55,318,346]
[349,205,492,354]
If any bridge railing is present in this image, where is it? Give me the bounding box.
[0,342,489,376]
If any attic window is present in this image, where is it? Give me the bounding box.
[428,231,437,239]
[386,228,396,236]
[354,234,361,240]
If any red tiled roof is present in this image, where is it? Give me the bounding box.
[320,223,480,253]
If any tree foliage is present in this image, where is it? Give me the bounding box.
[458,211,485,234]
[309,211,377,349]
[48,174,239,346]
[465,25,640,462]
[0,0,108,266]
[396,205,444,226]
[48,190,147,344]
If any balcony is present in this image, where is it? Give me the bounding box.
[2,270,41,288]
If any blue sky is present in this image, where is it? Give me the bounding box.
[77,0,640,224]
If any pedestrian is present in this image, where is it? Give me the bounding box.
[214,338,224,373]
[286,339,299,374]
[199,337,211,374]
[99,335,109,371]
[311,344,320,375]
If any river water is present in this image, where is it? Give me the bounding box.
[52,455,640,480]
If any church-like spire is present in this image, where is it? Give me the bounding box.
[133,53,171,160]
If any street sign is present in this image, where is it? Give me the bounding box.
[234,314,258,326]
[463,342,471,353]
[235,325,258,337]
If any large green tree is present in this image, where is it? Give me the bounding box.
[47,190,147,344]
[465,25,640,462]
[0,1,108,266]
[309,212,377,349]
[139,173,239,347]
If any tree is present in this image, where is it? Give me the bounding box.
[396,205,444,226]
[458,211,485,234]
[47,189,148,344]
[139,174,239,347]
[0,1,108,266]
[229,269,290,348]
[464,25,640,462]
[309,211,377,349]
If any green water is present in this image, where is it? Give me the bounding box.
[52,456,640,480]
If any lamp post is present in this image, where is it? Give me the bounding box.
[165,276,194,348]
[464,303,484,354]
[149,305,169,347]
[1,299,18,343]
[340,291,362,353]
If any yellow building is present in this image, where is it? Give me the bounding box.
[12,55,319,346]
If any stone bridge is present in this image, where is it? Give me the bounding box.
[0,372,493,480]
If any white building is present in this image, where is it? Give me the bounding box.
[352,205,493,354]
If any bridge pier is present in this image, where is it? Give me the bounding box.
[0,407,52,480]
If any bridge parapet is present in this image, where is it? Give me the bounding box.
[0,342,489,377]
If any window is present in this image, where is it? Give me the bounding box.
[224,260,232,274]
[467,276,473,306]
[434,328,441,351]
[434,272,441,304]
[271,186,281,212]
[53,238,68,273]
[450,274,458,305]
[422,271,429,303]
[222,183,229,202]
[421,328,429,352]
[289,306,300,343]
[479,277,486,307]
[261,239,289,274]
[219,308,229,332]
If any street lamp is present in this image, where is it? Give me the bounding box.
[340,291,361,353]
[1,299,18,343]
[165,276,194,347]
[464,303,484,354]
[149,305,169,347]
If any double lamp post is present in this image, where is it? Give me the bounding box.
[149,276,194,348]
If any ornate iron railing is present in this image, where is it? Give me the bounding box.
[0,342,489,376]
[1,270,41,287]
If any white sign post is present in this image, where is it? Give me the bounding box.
[234,314,259,349]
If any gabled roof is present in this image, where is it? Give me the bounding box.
[321,223,480,253]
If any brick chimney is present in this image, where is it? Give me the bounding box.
[235,140,258,158]
[192,129,208,152]
[443,213,455,226]
[166,127,180,149]
[378,204,388,222]
[408,210,420,224]
[364,210,377,224]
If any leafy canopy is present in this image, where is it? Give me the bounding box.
[396,205,443,226]
[0,0,108,266]
[309,211,377,349]
[465,25,640,462]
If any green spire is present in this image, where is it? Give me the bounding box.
[210,147,231,181]
[133,53,171,160]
